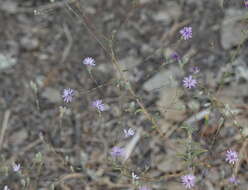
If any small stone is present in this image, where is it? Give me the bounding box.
[166,182,183,190]
[0,54,17,70]
[156,141,185,172]
[41,88,61,103]
[143,69,180,91]
[188,100,200,111]
[118,56,141,69]
[221,9,248,49]
[20,36,39,51]
[2,1,17,13]
[242,126,248,136]
[166,2,181,20]
[9,130,28,145]
[153,12,171,24]
[139,0,150,4]
[158,88,185,121]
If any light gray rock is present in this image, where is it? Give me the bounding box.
[9,129,28,146]
[143,67,181,91]
[139,0,150,4]
[153,11,171,24]
[0,53,17,70]
[156,140,186,172]
[119,56,141,69]
[166,182,184,190]
[41,88,61,103]
[166,2,181,20]
[1,1,17,13]
[188,100,200,111]
[20,36,39,51]
[116,57,143,82]
[233,57,248,81]
[221,9,248,49]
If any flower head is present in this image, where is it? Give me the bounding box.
[171,52,180,61]
[110,146,125,157]
[244,0,248,8]
[62,88,75,103]
[228,176,239,185]
[124,128,135,138]
[183,75,197,89]
[139,186,151,190]
[225,149,238,164]
[13,163,21,172]
[83,57,95,66]
[190,66,200,74]
[132,172,139,180]
[92,99,106,112]
[3,186,10,190]
[180,26,192,40]
[181,174,196,189]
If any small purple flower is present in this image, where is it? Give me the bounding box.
[83,57,95,66]
[92,99,106,112]
[181,174,196,189]
[110,146,125,157]
[190,66,200,74]
[183,75,197,89]
[13,163,21,172]
[180,26,192,40]
[244,0,248,8]
[124,128,135,138]
[132,172,139,180]
[3,186,10,190]
[62,88,75,103]
[171,52,180,61]
[228,176,239,185]
[139,186,151,190]
[225,149,238,164]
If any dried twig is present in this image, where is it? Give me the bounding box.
[61,23,73,64]
[234,138,248,176]
[6,138,42,165]
[51,173,84,188]
[0,110,11,151]
[123,128,142,163]
[184,108,211,125]
[110,46,164,137]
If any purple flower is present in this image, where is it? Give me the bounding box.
[62,88,75,103]
[3,186,10,190]
[171,52,180,61]
[225,149,238,164]
[83,57,95,66]
[181,174,196,189]
[190,66,200,74]
[244,0,248,8]
[110,146,125,157]
[124,128,135,138]
[132,172,139,180]
[13,163,21,172]
[139,186,151,190]
[180,27,192,40]
[183,75,197,89]
[228,176,239,185]
[92,99,106,112]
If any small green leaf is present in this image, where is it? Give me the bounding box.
[34,152,43,163]
[151,125,157,129]
[181,124,197,133]
[135,109,144,115]
[191,148,208,157]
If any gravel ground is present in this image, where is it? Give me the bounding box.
[0,0,247,189]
